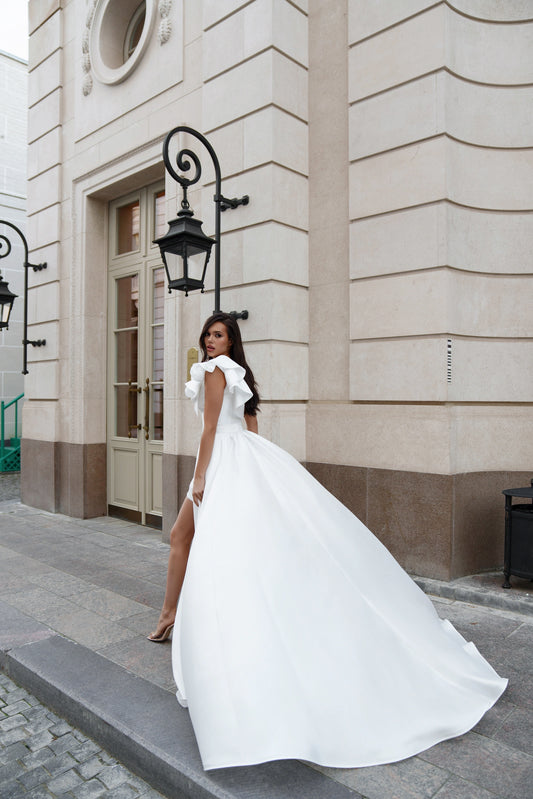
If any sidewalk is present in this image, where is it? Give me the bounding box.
[1,487,532,799]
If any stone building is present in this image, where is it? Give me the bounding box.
[22,0,533,580]
[0,50,27,426]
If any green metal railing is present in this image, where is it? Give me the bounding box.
[0,393,23,472]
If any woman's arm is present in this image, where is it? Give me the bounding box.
[244,413,258,434]
[191,367,226,505]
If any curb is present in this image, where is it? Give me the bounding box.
[413,576,533,617]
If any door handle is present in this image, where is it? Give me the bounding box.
[143,377,150,440]
[127,380,141,438]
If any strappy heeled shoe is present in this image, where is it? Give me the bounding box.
[147,623,174,643]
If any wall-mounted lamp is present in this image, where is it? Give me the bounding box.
[154,125,249,319]
[0,221,47,375]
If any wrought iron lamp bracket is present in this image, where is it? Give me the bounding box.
[26,260,47,273]
[0,220,48,374]
[219,194,250,212]
[161,126,249,316]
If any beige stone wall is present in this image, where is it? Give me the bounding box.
[25,1,532,470]
[172,0,310,463]
[303,0,533,475]
[22,1,533,575]
[23,0,202,508]
[24,1,62,444]
[24,0,198,454]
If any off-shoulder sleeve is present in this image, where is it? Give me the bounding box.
[184,355,252,415]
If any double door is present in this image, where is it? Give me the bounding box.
[107,186,166,527]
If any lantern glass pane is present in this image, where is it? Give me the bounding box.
[185,249,208,283]
[163,250,181,283]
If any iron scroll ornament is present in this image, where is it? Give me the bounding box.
[163,146,202,188]
[0,235,12,260]
[162,127,250,212]
[0,220,47,374]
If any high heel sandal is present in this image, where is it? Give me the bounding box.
[147,623,174,643]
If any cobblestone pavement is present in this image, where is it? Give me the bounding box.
[0,673,164,799]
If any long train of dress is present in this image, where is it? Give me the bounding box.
[172,355,507,770]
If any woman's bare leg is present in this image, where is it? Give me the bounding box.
[148,498,195,640]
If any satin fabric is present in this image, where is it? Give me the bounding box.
[172,355,507,770]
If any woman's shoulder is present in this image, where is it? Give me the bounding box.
[186,355,251,412]
[190,355,242,379]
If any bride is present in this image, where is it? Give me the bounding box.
[148,312,507,771]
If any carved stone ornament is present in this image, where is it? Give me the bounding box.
[82,28,90,54]
[82,0,98,96]
[82,73,93,96]
[158,16,172,44]
[158,0,172,45]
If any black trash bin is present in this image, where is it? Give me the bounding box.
[502,483,533,588]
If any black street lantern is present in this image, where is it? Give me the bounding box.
[0,221,47,374]
[155,126,249,317]
[0,271,17,329]
[154,201,214,296]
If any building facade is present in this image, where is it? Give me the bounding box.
[22,0,533,580]
[0,50,27,435]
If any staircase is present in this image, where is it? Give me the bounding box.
[0,393,23,472]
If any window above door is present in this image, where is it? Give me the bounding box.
[110,183,165,262]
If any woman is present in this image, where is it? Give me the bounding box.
[148,312,259,644]
[150,312,507,772]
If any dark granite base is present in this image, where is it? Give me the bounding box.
[21,439,106,519]
[306,462,533,580]
[20,438,530,580]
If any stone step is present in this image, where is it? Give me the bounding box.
[1,611,360,799]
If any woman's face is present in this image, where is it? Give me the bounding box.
[204,322,232,359]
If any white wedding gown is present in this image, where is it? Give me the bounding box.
[171,355,507,771]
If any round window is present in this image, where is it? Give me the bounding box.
[90,0,156,85]
[124,2,146,61]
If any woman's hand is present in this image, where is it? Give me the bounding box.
[192,474,206,507]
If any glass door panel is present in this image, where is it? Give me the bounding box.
[149,267,165,441]
[154,191,166,240]
[117,201,140,255]
[115,384,139,438]
[152,386,164,441]
[114,274,139,439]
[115,330,138,382]
[116,273,139,324]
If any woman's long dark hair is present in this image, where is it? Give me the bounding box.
[199,312,260,416]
